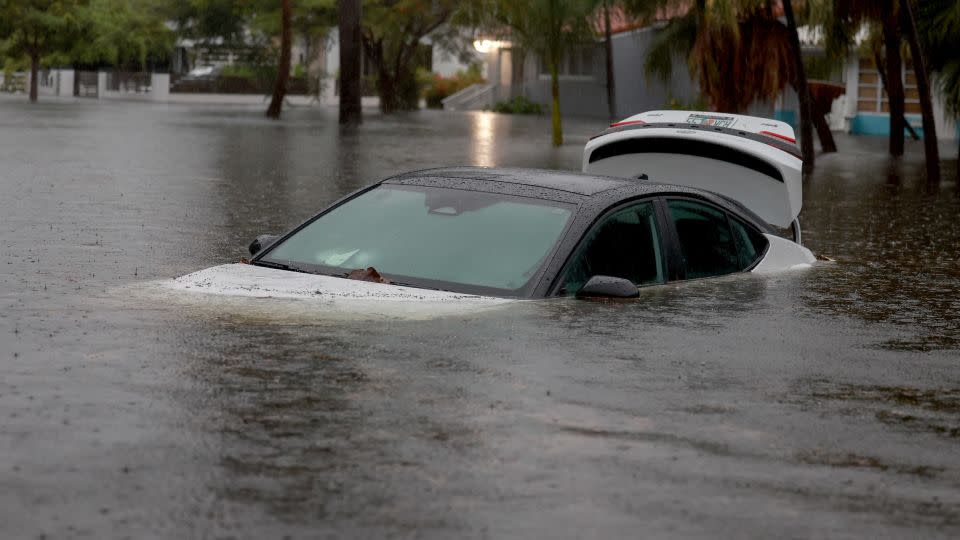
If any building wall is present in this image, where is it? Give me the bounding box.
[609,26,697,118]
[511,25,697,119]
[838,55,957,141]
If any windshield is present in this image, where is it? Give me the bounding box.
[258,185,575,296]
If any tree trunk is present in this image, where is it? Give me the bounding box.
[378,68,395,114]
[882,0,905,156]
[266,0,292,119]
[338,0,362,125]
[902,0,940,184]
[812,111,837,153]
[29,53,39,103]
[783,0,814,169]
[603,0,616,121]
[550,63,562,147]
[874,49,920,140]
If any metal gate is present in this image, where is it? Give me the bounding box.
[75,71,98,97]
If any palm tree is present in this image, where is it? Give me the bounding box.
[486,0,599,146]
[901,0,939,183]
[266,0,293,118]
[628,0,816,165]
[829,0,905,156]
[338,0,362,125]
[919,0,960,181]
[783,0,816,169]
[602,0,617,120]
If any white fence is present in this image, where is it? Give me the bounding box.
[2,69,170,101]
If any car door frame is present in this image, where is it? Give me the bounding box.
[659,194,770,281]
[547,196,676,296]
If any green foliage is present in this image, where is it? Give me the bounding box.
[360,0,480,113]
[803,53,843,81]
[491,95,543,114]
[220,63,261,78]
[422,64,485,108]
[166,0,250,45]
[70,0,174,69]
[0,0,87,62]
[919,0,960,117]
[664,93,707,111]
[1,0,174,70]
[643,12,698,84]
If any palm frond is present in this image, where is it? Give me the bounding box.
[643,13,696,84]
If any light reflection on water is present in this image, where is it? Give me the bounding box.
[470,111,497,167]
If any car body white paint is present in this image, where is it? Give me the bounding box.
[168,263,512,302]
[583,110,803,229]
[160,263,517,318]
[753,234,815,273]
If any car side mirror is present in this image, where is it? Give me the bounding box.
[248,234,280,256]
[576,275,639,299]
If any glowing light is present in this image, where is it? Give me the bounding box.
[473,40,505,54]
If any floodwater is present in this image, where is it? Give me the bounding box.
[1,96,959,538]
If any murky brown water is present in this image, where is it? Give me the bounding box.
[1,97,959,538]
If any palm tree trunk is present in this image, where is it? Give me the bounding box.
[266,0,292,119]
[882,0,905,156]
[603,0,616,121]
[29,53,39,103]
[873,49,920,140]
[550,62,562,146]
[338,0,362,125]
[783,0,814,169]
[902,0,940,184]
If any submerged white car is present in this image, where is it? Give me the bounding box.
[174,110,815,300]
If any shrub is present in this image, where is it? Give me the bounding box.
[422,64,485,109]
[220,64,261,79]
[492,95,543,115]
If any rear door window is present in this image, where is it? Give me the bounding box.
[666,199,740,279]
[558,201,664,295]
[729,216,768,269]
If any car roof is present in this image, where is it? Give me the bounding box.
[382,166,774,232]
[385,167,636,197]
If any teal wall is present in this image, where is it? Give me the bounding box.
[773,109,797,130]
[851,113,925,138]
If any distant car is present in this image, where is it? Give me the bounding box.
[181,65,222,81]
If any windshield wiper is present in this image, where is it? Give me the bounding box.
[253,260,310,274]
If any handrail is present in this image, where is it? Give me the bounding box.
[441,83,494,111]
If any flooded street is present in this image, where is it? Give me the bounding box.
[1,97,959,538]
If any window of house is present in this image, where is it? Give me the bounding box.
[558,202,664,295]
[857,57,921,114]
[667,199,740,279]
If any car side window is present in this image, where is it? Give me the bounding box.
[667,199,739,279]
[558,202,664,295]
[729,216,768,269]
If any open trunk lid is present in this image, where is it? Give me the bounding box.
[583,110,803,228]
